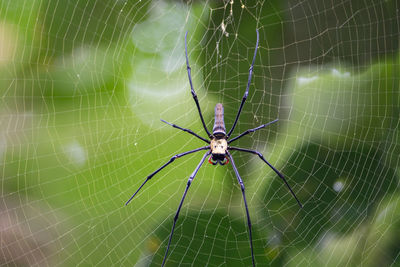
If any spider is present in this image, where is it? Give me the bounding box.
[125,29,303,267]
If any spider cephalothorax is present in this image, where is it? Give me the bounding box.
[126,29,303,267]
[209,136,228,165]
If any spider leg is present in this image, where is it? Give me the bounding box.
[125,146,210,206]
[162,150,210,267]
[185,32,212,138]
[161,119,209,144]
[229,147,303,208]
[228,119,278,144]
[226,151,255,267]
[226,29,259,138]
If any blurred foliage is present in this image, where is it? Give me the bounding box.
[41,0,150,58]
[148,211,266,266]
[0,0,399,266]
[267,143,397,245]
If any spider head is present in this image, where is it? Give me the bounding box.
[208,154,229,165]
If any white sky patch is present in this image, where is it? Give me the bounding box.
[268,230,282,246]
[333,180,345,193]
[0,136,6,161]
[0,22,17,67]
[64,141,86,167]
[331,68,350,77]
[297,76,318,85]
[376,201,395,222]
[131,1,187,73]
[317,231,336,250]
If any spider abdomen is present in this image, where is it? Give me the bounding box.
[213,103,226,138]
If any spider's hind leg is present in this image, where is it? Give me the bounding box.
[162,151,210,266]
[229,146,303,208]
[226,151,255,267]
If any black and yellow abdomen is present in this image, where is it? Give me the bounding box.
[213,103,226,138]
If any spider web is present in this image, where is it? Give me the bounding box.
[1,0,399,266]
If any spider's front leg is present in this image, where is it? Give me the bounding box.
[160,119,209,144]
[227,29,259,138]
[228,118,278,144]
[185,32,212,138]
[125,146,210,205]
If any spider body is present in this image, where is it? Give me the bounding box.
[209,103,229,165]
[126,30,303,267]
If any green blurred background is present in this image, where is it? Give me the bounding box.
[0,0,399,266]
